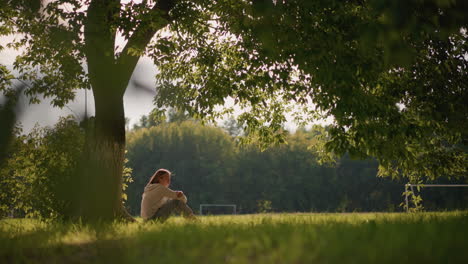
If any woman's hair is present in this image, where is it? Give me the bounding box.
[147,169,171,185]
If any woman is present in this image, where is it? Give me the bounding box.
[140,168,196,221]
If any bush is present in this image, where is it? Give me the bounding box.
[0,117,84,219]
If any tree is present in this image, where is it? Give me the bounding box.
[132,108,166,130]
[132,107,191,130]
[167,107,192,123]
[1,0,466,220]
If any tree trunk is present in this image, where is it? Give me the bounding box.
[77,0,174,222]
[74,74,134,222]
[83,89,125,221]
[79,0,129,222]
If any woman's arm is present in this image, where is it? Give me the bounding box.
[159,186,179,199]
[160,186,187,203]
[179,193,188,203]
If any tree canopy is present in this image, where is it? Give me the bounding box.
[150,0,468,180]
[0,0,467,220]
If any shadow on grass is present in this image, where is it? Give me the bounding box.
[1,213,468,264]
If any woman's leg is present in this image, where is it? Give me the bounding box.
[149,199,195,222]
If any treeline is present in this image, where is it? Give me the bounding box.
[1,116,467,219]
[126,118,468,215]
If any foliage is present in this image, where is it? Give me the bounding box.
[256,200,272,213]
[1,212,468,263]
[0,117,133,219]
[150,0,468,180]
[132,109,167,130]
[402,190,424,213]
[0,117,84,219]
[1,0,89,106]
[122,155,134,207]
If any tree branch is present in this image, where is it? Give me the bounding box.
[84,0,122,94]
[116,0,178,90]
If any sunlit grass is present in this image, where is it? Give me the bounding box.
[1,212,467,263]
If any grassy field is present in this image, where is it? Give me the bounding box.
[1,212,467,264]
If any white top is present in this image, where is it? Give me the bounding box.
[140,183,188,220]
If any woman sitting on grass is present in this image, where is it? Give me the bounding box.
[141,168,196,222]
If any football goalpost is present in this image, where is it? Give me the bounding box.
[199,204,237,215]
[404,184,468,212]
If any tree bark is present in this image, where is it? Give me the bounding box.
[77,0,175,222]
[76,0,130,222]
[78,84,125,221]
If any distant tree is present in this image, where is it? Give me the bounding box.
[132,107,189,131]
[133,108,167,130]
[167,108,192,123]
[222,117,243,137]
[126,121,236,215]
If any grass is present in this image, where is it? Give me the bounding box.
[1,212,467,264]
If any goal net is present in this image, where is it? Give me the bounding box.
[199,204,237,215]
[404,184,468,212]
